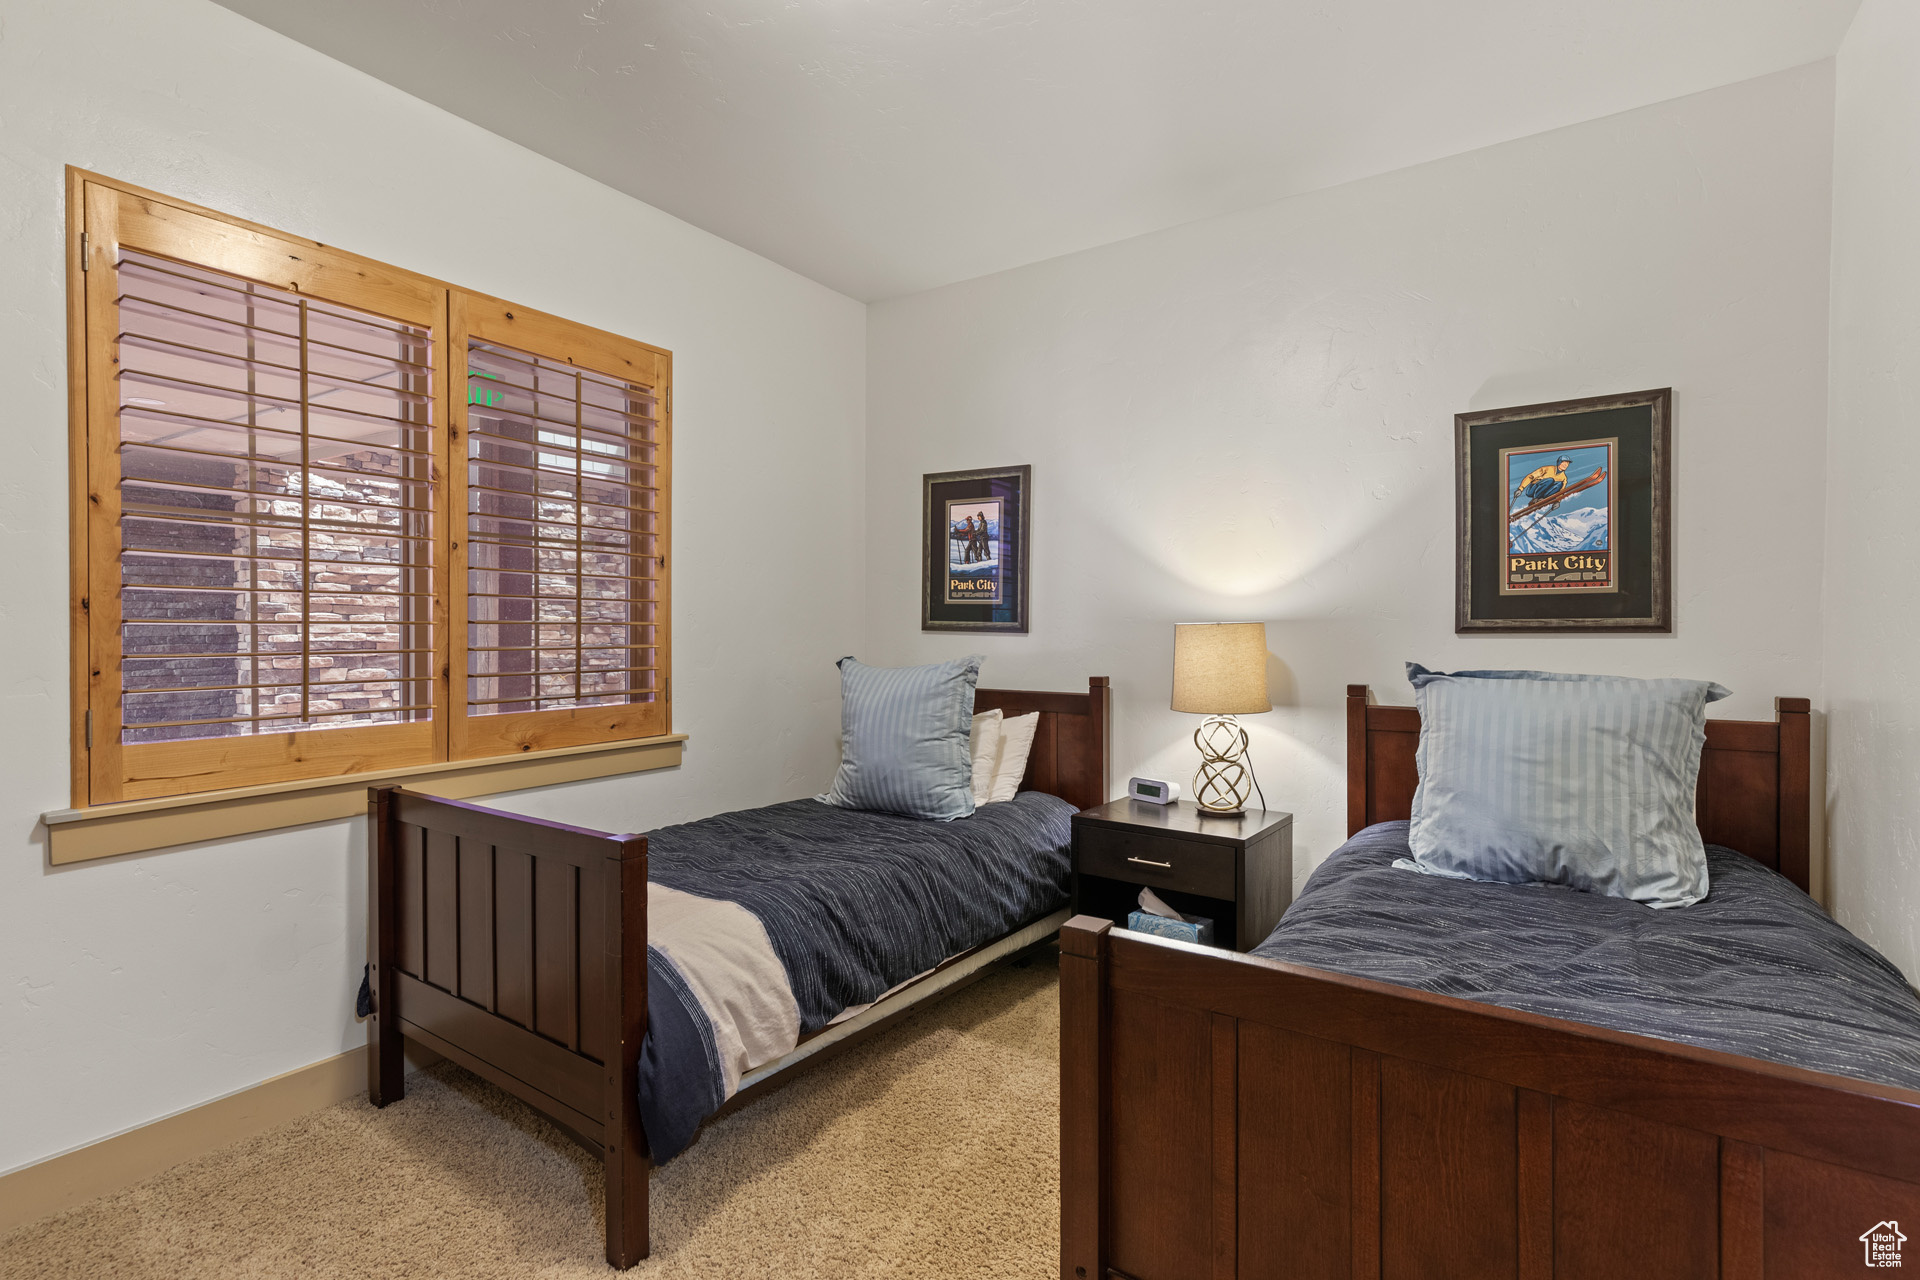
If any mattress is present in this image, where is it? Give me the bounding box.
[1252,821,1920,1092]
[637,792,1074,1159]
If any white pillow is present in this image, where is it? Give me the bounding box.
[988,712,1040,803]
[969,709,1004,807]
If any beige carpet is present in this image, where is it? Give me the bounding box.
[3,956,1061,1278]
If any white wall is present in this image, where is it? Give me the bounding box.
[1823,0,1920,984]
[0,0,865,1174]
[868,64,1834,895]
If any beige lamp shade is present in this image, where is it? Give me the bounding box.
[1171,622,1272,715]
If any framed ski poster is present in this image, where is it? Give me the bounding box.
[922,464,1030,633]
[1455,389,1671,633]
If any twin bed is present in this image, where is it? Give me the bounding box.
[363,677,1108,1268]
[1061,685,1920,1280]
[363,668,1920,1277]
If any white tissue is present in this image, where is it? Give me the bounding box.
[1137,886,1188,921]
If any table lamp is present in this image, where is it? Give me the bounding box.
[1171,621,1271,814]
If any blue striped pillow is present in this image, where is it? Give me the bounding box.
[1401,664,1730,908]
[819,656,983,821]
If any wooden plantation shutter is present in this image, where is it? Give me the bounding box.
[450,292,671,759]
[71,175,673,813]
[80,183,447,803]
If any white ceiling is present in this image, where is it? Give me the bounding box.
[213,0,1860,301]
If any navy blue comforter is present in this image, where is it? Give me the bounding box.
[638,793,1073,1157]
[1253,822,1920,1091]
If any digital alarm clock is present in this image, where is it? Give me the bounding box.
[1127,776,1181,805]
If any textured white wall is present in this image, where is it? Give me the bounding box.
[1824,0,1920,984]
[867,65,1834,900]
[0,0,865,1173]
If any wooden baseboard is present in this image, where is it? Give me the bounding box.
[0,1041,438,1236]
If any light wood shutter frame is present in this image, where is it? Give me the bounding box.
[449,292,672,759]
[77,180,450,804]
[68,173,674,817]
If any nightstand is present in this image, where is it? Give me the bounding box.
[1071,799,1293,952]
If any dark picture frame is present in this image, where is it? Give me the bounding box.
[922,465,1030,634]
[1456,388,1671,633]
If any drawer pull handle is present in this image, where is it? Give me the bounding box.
[1126,856,1174,869]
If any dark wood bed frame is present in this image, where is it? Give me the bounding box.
[1062,685,1920,1280]
[365,677,1107,1269]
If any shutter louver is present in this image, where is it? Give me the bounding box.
[111,248,436,745]
[464,338,662,721]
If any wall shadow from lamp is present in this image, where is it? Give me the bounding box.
[1171,621,1272,815]
[1264,651,1297,709]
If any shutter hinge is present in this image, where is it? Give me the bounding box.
[84,709,93,750]
[665,386,671,416]
[79,232,89,271]
[665,677,671,702]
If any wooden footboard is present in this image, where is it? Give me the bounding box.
[362,676,1109,1269]
[1061,916,1920,1280]
[367,786,651,1267]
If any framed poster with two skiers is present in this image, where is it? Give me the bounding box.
[1456,389,1671,633]
[922,464,1030,633]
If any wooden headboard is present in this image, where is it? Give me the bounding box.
[977,677,1110,812]
[1345,684,1812,893]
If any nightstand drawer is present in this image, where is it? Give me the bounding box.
[1076,825,1235,899]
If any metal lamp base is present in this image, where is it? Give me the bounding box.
[1192,714,1255,814]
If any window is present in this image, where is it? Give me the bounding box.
[70,175,671,806]
[451,298,669,760]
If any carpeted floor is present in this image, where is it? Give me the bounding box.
[3,955,1061,1279]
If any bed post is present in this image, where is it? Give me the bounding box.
[1059,915,1111,1280]
[603,833,651,1269]
[1346,684,1371,837]
[367,785,403,1107]
[1777,696,1812,896]
[1089,676,1112,807]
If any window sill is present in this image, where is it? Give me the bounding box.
[41,734,688,865]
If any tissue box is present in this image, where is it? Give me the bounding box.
[1126,909,1214,946]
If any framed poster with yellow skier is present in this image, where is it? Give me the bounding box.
[1456,389,1670,632]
